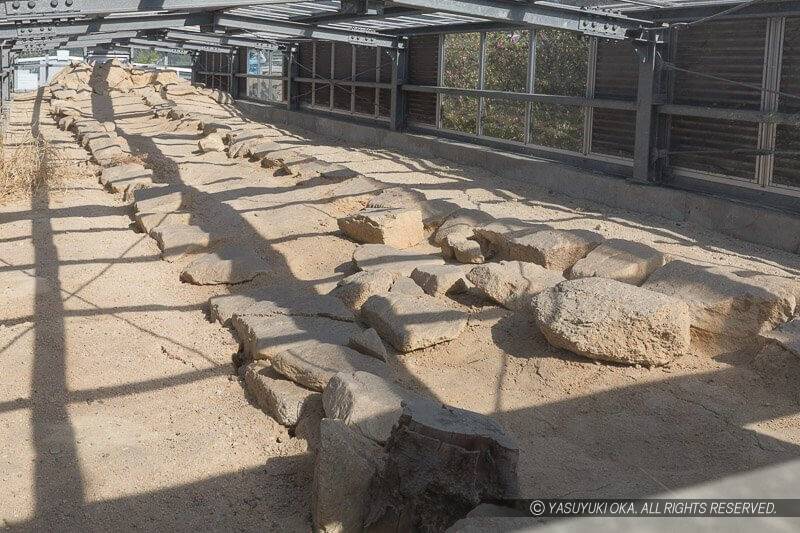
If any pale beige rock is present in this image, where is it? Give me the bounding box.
[150,224,220,262]
[100,163,151,187]
[467,261,565,312]
[367,187,464,229]
[232,314,362,362]
[347,328,388,361]
[271,342,389,391]
[361,293,468,353]
[569,238,667,285]
[323,371,423,443]
[434,208,495,245]
[504,229,604,271]
[135,211,192,234]
[443,234,486,264]
[198,133,225,153]
[389,276,427,297]
[134,187,190,214]
[643,260,800,340]
[338,208,425,249]
[244,361,321,427]
[760,317,800,358]
[410,264,470,297]
[329,270,396,314]
[535,278,691,366]
[312,419,385,533]
[180,249,268,285]
[474,218,545,253]
[353,244,445,277]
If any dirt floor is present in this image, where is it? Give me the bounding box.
[2,85,800,530]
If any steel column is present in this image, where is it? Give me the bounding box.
[632,40,658,183]
[756,17,785,188]
[287,45,299,110]
[390,46,408,131]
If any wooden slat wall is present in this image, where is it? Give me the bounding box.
[592,39,637,158]
[668,19,766,180]
[773,17,800,189]
[407,34,438,125]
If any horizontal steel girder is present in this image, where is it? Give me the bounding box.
[164,29,280,50]
[0,12,212,40]
[0,0,290,22]
[387,0,653,39]
[128,37,231,54]
[214,13,405,48]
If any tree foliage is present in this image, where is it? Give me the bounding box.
[440,28,589,150]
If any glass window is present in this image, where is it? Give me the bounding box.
[441,95,478,134]
[443,33,480,89]
[484,30,530,93]
[246,49,284,102]
[534,29,588,96]
[530,103,584,151]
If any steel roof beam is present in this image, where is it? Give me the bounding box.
[0,12,212,40]
[0,0,292,22]
[128,37,231,54]
[164,29,280,50]
[214,12,405,48]
[291,6,422,25]
[387,0,654,39]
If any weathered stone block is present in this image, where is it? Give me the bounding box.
[271,341,389,391]
[338,208,425,249]
[361,293,468,353]
[568,238,667,285]
[535,277,691,366]
[467,261,565,312]
[244,361,321,426]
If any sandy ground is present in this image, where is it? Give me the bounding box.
[2,84,800,531]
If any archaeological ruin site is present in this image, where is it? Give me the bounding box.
[1,1,800,531]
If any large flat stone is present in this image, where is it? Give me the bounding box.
[467,261,565,312]
[353,244,445,277]
[209,293,263,326]
[760,317,800,358]
[535,277,691,366]
[323,371,423,443]
[568,238,667,285]
[180,248,268,285]
[133,187,191,214]
[338,208,425,249]
[642,260,800,340]
[100,163,154,198]
[271,342,389,391]
[503,228,604,271]
[434,208,495,246]
[244,361,321,426]
[442,234,486,264]
[149,224,220,262]
[389,276,427,297]
[232,314,362,362]
[329,270,396,314]
[367,187,463,229]
[135,211,192,234]
[474,218,545,253]
[361,293,468,353]
[410,264,470,297]
[347,328,387,361]
[313,419,386,533]
[240,289,356,323]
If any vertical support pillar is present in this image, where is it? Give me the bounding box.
[476,32,487,136]
[582,37,598,155]
[287,45,299,111]
[229,48,241,99]
[350,44,356,114]
[756,17,785,188]
[632,39,659,183]
[436,34,445,129]
[524,29,536,145]
[389,44,408,131]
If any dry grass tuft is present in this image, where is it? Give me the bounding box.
[0,131,84,202]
